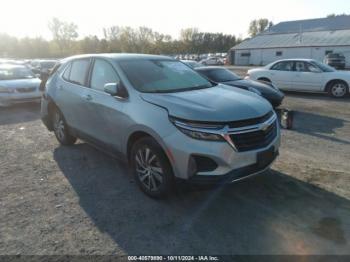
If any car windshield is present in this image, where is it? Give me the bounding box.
[199,68,241,82]
[311,61,335,72]
[0,67,36,80]
[119,59,214,93]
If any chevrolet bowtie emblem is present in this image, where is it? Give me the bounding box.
[261,123,270,131]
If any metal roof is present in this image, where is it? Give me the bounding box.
[232,29,350,50]
[265,15,350,34]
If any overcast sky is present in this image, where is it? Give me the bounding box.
[0,0,348,39]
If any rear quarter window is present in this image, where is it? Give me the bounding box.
[69,59,90,86]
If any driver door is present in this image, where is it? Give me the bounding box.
[83,58,127,153]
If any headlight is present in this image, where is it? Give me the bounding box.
[170,117,224,141]
[247,86,262,96]
[0,87,13,93]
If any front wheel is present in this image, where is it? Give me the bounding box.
[328,81,348,98]
[52,108,77,145]
[130,137,174,198]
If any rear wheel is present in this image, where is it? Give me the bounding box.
[52,108,77,145]
[328,81,348,98]
[130,137,174,198]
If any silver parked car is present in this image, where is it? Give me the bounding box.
[41,54,280,198]
[0,64,42,106]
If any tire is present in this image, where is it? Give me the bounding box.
[130,137,174,198]
[327,81,349,98]
[52,108,77,145]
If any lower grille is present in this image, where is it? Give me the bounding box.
[230,121,277,152]
[16,87,36,93]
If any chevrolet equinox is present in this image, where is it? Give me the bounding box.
[41,54,280,198]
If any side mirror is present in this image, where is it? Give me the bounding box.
[104,82,128,98]
[104,83,119,96]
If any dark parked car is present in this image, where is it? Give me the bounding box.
[196,66,284,108]
[324,53,346,69]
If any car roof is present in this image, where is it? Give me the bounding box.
[273,58,315,63]
[61,53,173,63]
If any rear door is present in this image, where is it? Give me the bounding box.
[55,58,91,132]
[291,61,324,91]
[83,58,127,153]
[268,61,294,90]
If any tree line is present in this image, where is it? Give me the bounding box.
[0,17,275,59]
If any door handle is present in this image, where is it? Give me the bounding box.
[85,94,93,101]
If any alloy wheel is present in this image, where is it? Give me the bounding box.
[331,83,347,97]
[54,112,65,141]
[135,147,164,192]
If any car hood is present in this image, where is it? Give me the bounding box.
[140,84,272,122]
[0,78,41,89]
[223,79,284,96]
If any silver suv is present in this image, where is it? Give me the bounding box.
[41,54,280,198]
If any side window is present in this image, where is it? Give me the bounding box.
[306,63,321,73]
[90,59,120,91]
[271,61,293,71]
[69,59,90,86]
[62,63,71,81]
[295,61,307,72]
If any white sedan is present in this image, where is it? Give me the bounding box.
[246,59,350,98]
[0,64,42,106]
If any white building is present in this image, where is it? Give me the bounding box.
[230,16,350,67]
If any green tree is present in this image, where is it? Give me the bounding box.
[327,13,347,17]
[48,17,79,55]
[248,18,273,37]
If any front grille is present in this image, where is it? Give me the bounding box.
[228,111,274,128]
[16,87,36,93]
[230,120,277,152]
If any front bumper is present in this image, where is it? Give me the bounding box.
[162,121,281,181]
[0,92,41,106]
[188,148,278,184]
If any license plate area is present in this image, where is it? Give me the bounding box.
[257,146,276,168]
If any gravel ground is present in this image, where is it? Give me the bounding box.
[0,92,350,255]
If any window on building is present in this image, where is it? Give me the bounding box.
[325,50,333,55]
[276,51,283,56]
[240,52,251,57]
